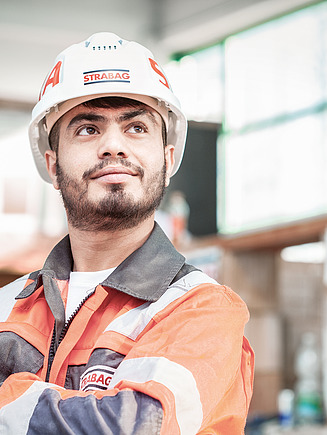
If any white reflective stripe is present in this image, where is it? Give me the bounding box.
[109,356,203,435]
[104,270,218,340]
[0,274,30,322]
[0,381,62,434]
[171,270,218,291]
[104,288,184,340]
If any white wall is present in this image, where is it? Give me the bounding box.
[0,0,154,102]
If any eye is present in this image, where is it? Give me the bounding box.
[77,126,99,136]
[126,123,147,134]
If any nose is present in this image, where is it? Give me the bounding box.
[97,127,128,159]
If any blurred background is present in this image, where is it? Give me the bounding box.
[1,0,327,433]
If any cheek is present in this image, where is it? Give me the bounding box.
[58,145,90,176]
[145,154,166,177]
[144,141,166,168]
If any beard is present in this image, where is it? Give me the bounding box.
[56,157,167,231]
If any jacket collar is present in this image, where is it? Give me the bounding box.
[18,223,185,302]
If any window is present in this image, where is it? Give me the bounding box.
[219,2,327,233]
[165,45,224,123]
[166,1,327,235]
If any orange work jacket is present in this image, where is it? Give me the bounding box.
[0,223,254,434]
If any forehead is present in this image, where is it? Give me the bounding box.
[60,101,162,129]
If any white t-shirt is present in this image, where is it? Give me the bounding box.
[66,268,116,322]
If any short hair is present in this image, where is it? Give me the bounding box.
[48,96,167,153]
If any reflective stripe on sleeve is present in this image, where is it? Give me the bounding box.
[104,270,218,340]
[0,274,31,322]
[109,356,203,435]
[0,381,63,434]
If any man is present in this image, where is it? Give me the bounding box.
[0,33,254,434]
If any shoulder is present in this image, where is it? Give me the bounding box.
[0,272,38,322]
[1,272,37,293]
[170,269,248,311]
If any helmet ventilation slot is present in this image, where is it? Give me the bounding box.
[92,45,117,51]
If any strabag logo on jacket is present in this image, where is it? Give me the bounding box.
[80,365,117,392]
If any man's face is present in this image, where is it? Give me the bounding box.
[45,101,175,231]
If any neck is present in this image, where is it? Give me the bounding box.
[68,217,155,272]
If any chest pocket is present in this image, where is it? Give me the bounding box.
[65,348,125,391]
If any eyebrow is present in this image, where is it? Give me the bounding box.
[67,108,159,130]
[67,113,107,129]
[117,108,158,126]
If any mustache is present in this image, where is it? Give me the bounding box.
[82,157,144,181]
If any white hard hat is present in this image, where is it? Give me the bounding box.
[29,32,187,182]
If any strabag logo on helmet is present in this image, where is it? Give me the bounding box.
[39,60,63,100]
[149,58,170,90]
[83,69,130,85]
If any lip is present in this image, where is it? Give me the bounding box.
[90,165,138,183]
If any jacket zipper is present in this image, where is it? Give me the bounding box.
[45,290,95,382]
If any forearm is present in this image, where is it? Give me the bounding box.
[0,373,163,435]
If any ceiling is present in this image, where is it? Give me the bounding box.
[0,0,318,104]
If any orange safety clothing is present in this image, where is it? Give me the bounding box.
[0,223,254,434]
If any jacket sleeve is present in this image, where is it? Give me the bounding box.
[0,373,163,435]
[0,283,254,435]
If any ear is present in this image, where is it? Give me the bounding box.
[44,149,59,190]
[164,145,175,187]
